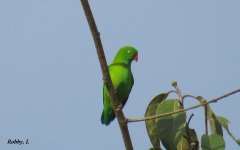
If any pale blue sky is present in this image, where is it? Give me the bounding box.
[0,0,240,150]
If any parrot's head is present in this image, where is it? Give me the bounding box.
[113,46,138,64]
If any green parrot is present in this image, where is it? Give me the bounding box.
[101,46,138,125]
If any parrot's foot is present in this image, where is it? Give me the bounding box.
[116,103,123,112]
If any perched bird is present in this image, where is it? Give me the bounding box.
[101,46,138,125]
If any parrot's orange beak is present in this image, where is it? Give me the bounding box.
[133,55,138,62]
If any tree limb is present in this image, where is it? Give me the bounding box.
[80,0,133,149]
[127,88,240,123]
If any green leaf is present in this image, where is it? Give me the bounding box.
[196,96,223,136]
[216,116,229,129]
[156,99,186,150]
[145,93,169,148]
[206,105,223,136]
[188,128,199,149]
[217,116,240,146]
[201,134,225,150]
[177,128,199,150]
[177,137,191,150]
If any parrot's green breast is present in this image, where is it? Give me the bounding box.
[109,63,134,101]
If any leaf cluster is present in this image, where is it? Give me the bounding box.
[145,82,240,150]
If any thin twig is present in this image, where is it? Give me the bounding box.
[187,114,194,126]
[172,81,184,106]
[80,1,133,149]
[167,90,178,95]
[184,114,194,142]
[184,94,209,134]
[175,85,184,107]
[204,104,208,135]
[183,95,198,100]
[127,88,240,123]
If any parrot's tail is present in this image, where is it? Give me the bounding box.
[101,110,115,125]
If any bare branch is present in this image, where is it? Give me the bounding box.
[80,1,133,149]
[127,88,240,123]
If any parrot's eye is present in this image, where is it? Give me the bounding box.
[127,50,131,54]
